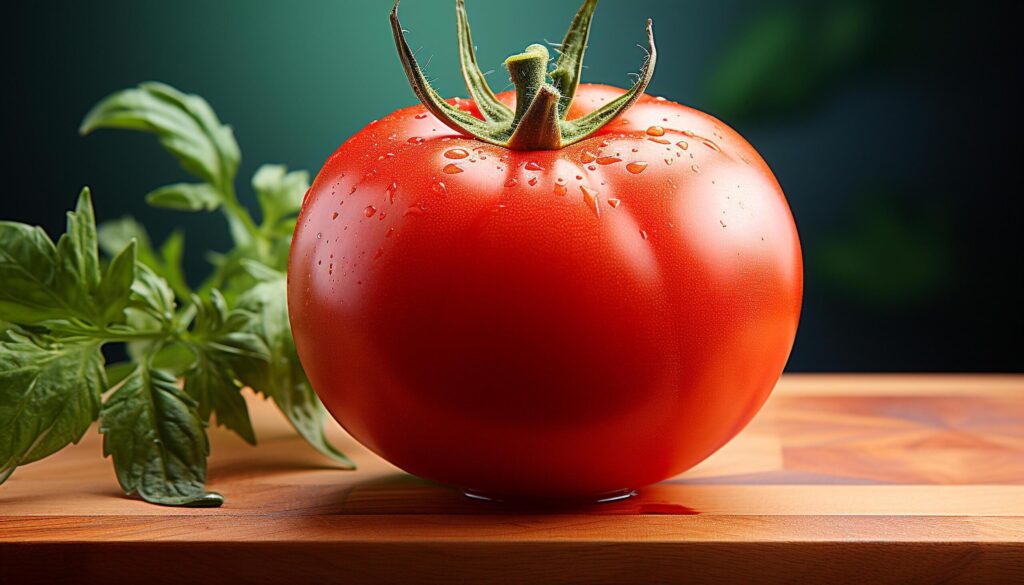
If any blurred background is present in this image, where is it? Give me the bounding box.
[5,0,1019,372]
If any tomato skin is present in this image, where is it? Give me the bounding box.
[289,84,802,499]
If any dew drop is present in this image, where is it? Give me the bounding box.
[702,140,721,152]
[581,186,601,218]
[553,184,567,196]
[316,232,322,239]
[691,164,702,174]
[648,137,671,145]
[640,229,649,240]
[646,126,666,137]
[363,205,377,218]
[525,161,544,171]
[386,181,398,203]
[443,164,464,174]
[332,212,339,220]
[664,158,675,166]
[682,130,697,137]
[677,141,689,150]
[445,148,470,159]
[580,151,597,164]
[528,177,539,186]
[415,113,428,120]
[505,177,519,188]
[386,227,396,238]
[408,137,425,144]
[626,162,648,174]
[432,181,447,196]
[404,205,425,217]
[608,198,622,208]
[597,156,622,165]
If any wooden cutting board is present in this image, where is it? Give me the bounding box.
[2,374,1022,584]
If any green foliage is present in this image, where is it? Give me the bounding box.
[0,83,350,507]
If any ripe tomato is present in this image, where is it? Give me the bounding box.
[288,1,801,500]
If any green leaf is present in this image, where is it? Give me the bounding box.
[252,164,309,227]
[183,291,269,444]
[96,241,137,326]
[100,365,222,507]
[80,82,240,191]
[0,332,105,482]
[0,189,133,329]
[234,276,354,468]
[146,183,223,212]
[98,218,190,299]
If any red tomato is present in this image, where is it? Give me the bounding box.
[288,83,802,500]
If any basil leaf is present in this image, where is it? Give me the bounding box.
[80,82,240,192]
[253,164,309,227]
[183,291,269,445]
[100,218,191,300]
[234,276,354,468]
[0,332,104,483]
[100,365,222,507]
[0,189,133,329]
[146,183,223,212]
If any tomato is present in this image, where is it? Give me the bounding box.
[288,1,801,500]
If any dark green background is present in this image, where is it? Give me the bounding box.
[6,0,1019,371]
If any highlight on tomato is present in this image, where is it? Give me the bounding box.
[288,0,802,501]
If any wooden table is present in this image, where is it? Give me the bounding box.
[2,375,1022,584]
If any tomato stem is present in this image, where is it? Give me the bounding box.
[390,0,657,151]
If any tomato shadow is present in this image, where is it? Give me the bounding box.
[310,473,699,516]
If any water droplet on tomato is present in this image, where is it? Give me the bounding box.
[664,158,674,166]
[691,164,702,174]
[581,186,601,218]
[682,130,697,137]
[553,184,567,196]
[404,205,425,217]
[646,126,666,137]
[386,181,398,203]
[443,164,464,174]
[505,178,519,188]
[415,113,428,120]
[316,232,322,239]
[408,137,424,144]
[525,161,544,171]
[702,140,721,152]
[608,198,622,208]
[580,151,597,164]
[648,137,670,145]
[432,181,447,196]
[626,162,648,174]
[332,212,339,220]
[597,156,622,165]
[445,148,469,160]
[677,141,689,150]
[363,205,377,218]
[386,227,396,238]
[640,229,649,240]
[528,177,539,186]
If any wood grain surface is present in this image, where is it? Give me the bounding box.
[2,374,1022,584]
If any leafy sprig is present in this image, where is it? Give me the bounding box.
[0,83,351,507]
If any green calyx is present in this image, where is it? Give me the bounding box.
[391,0,657,151]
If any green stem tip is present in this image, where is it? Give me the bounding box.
[390,0,657,151]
